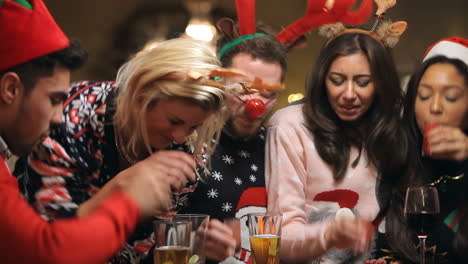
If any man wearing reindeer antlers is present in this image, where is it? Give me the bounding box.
[182,18,288,264]
[181,0,377,263]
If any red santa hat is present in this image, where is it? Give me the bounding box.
[422,37,468,65]
[313,189,359,209]
[0,0,69,72]
[236,187,267,211]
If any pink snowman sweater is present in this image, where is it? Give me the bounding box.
[266,104,380,262]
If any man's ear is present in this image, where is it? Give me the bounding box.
[0,72,23,104]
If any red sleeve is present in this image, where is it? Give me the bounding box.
[0,157,141,264]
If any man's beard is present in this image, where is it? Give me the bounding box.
[9,133,46,157]
[224,116,262,140]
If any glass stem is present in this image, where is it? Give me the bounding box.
[418,235,427,264]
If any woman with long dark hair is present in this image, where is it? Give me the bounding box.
[380,37,467,264]
[266,29,408,263]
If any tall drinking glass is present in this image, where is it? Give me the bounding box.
[404,186,440,264]
[248,213,282,264]
[153,219,192,264]
[173,214,210,264]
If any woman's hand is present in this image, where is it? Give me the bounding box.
[426,125,467,161]
[203,219,238,261]
[324,217,375,255]
[77,150,196,217]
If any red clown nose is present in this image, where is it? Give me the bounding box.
[245,99,265,118]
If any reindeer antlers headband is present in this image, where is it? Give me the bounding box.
[218,0,375,59]
[318,0,407,48]
[184,69,285,96]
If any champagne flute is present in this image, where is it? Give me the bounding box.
[404,186,440,264]
[248,213,282,264]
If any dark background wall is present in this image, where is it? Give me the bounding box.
[44,0,468,109]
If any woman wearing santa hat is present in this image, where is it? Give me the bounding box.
[373,37,468,264]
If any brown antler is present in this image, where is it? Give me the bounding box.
[317,23,345,39]
[375,20,407,48]
[370,0,397,31]
[216,18,240,40]
[375,0,397,15]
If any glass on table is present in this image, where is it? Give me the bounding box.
[247,213,282,264]
[173,214,210,264]
[404,186,440,264]
[153,219,192,264]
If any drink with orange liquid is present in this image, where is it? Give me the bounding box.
[249,234,281,264]
[248,213,282,264]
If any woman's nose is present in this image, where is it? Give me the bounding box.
[429,94,443,114]
[343,82,357,100]
[172,128,190,144]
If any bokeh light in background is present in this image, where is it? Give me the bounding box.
[288,93,304,103]
[185,18,217,42]
[184,0,217,43]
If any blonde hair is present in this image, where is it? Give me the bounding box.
[114,38,226,164]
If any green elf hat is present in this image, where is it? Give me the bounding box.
[0,0,69,72]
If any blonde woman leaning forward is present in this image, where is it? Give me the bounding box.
[14,38,229,263]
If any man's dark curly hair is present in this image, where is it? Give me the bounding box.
[0,39,87,94]
[216,23,288,81]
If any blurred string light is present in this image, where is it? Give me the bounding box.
[184,0,217,42]
[185,18,216,42]
[288,93,304,103]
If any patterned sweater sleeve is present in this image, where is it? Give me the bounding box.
[266,105,333,262]
[0,157,140,264]
[15,81,116,219]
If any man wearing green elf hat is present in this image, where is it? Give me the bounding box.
[0,1,193,263]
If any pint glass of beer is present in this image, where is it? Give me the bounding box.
[154,219,192,264]
[173,214,210,264]
[247,213,282,264]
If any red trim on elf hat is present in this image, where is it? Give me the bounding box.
[423,36,468,65]
[0,0,69,71]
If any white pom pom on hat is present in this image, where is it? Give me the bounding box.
[422,36,468,65]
